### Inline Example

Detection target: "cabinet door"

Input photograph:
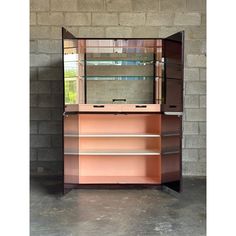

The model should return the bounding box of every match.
[162,31,184,112]
[63,113,79,194]
[161,115,182,192]
[62,28,85,112]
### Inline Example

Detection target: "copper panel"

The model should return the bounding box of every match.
[79,176,160,184]
[121,104,160,112]
[64,155,79,184]
[64,114,79,134]
[78,104,161,112]
[79,155,161,184]
[79,137,161,152]
[78,104,121,112]
[78,114,161,135]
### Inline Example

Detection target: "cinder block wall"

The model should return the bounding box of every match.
[30,0,206,176]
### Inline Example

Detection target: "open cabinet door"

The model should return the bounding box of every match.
[62,28,78,194]
[162,32,184,112]
[161,115,182,192]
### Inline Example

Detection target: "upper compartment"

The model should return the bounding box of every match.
[62,29,184,113]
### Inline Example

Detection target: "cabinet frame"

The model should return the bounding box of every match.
[62,28,184,194]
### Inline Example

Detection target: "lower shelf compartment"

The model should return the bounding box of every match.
[79,176,161,184]
[64,155,161,184]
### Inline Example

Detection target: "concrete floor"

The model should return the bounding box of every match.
[30,177,206,236]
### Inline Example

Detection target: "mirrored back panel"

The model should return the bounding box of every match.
[63,39,163,105]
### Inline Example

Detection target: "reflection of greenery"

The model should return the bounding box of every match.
[64,68,77,104]
[65,80,77,104]
[65,69,77,78]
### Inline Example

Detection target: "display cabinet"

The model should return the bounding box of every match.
[62,28,184,193]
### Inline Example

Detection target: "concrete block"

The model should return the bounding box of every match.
[30,26,50,39]
[106,0,132,12]
[183,161,206,176]
[185,135,206,148]
[30,135,51,148]
[132,27,159,38]
[38,67,61,81]
[187,54,206,67]
[39,121,62,134]
[183,121,199,134]
[30,68,38,80]
[38,94,63,108]
[174,13,201,26]
[200,68,206,80]
[198,148,206,162]
[160,0,186,11]
[30,121,38,134]
[50,54,62,67]
[30,108,51,121]
[38,149,62,161]
[200,95,206,108]
[79,27,105,37]
[106,27,132,38]
[51,81,63,94]
[186,108,206,121]
[30,13,36,25]
[146,13,174,26]
[30,81,51,94]
[132,0,159,12]
[92,13,118,26]
[65,13,91,26]
[31,0,49,11]
[78,0,104,11]
[37,13,64,26]
[202,14,206,25]
[119,13,145,26]
[30,149,37,161]
[199,122,206,134]
[30,161,62,175]
[51,108,63,121]
[184,68,199,81]
[187,0,204,12]
[51,0,77,11]
[30,54,51,67]
[51,135,63,147]
[184,95,199,108]
[186,26,206,39]
[37,40,61,53]
[30,40,37,53]
[50,27,62,39]
[186,81,206,95]
[182,149,198,162]
[30,94,38,107]
[185,40,206,54]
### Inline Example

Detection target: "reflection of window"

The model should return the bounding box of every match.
[64,53,78,104]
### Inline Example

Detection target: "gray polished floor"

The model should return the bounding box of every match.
[30,177,206,236]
